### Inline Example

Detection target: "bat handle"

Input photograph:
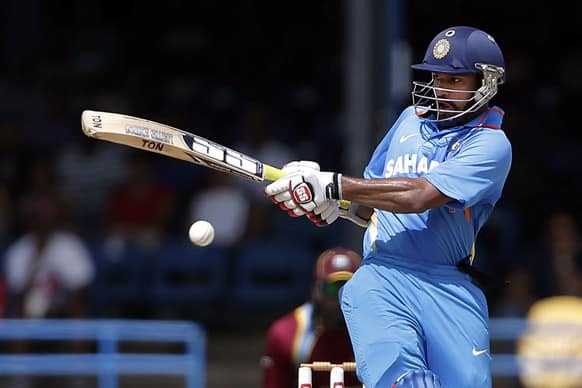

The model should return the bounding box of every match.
[338,199,351,210]
[263,164,287,181]
[263,164,352,210]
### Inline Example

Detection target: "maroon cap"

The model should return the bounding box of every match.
[315,247,361,283]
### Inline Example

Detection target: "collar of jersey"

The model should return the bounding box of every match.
[420,106,504,142]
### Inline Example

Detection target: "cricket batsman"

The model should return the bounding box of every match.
[265,26,512,387]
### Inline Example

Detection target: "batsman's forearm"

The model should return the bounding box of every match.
[340,176,450,213]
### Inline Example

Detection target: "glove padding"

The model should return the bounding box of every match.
[266,169,342,212]
[306,199,339,227]
[265,162,342,226]
[268,161,321,217]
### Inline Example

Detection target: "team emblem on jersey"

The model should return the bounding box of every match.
[433,39,450,59]
[447,135,464,155]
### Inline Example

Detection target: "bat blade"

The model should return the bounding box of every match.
[81,110,270,182]
[81,110,351,209]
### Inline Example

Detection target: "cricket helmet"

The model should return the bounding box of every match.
[312,247,361,330]
[411,26,505,124]
[315,247,361,284]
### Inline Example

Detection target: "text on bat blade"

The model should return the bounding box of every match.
[126,125,150,138]
[91,115,102,128]
[150,129,174,144]
[141,139,164,151]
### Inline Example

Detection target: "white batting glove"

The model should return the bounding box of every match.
[265,162,342,226]
[306,200,339,227]
[266,161,321,217]
[282,160,321,173]
[284,169,342,212]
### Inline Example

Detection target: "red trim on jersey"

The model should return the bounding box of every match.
[473,107,503,130]
[475,110,488,126]
[491,106,504,116]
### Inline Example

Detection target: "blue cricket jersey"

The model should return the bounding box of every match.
[362,106,512,266]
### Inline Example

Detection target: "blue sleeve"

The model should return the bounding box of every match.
[364,106,416,179]
[423,129,512,208]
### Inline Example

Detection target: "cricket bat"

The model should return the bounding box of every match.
[81,110,350,208]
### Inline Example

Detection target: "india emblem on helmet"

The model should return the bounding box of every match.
[432,39,450,59]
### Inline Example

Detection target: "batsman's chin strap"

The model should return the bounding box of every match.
[457,257,510,291]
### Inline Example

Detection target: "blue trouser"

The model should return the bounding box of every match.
[340,256,491,387]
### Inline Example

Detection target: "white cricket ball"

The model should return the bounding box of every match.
[188,220,215,247]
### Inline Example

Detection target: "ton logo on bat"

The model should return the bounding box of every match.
[91,115,102,128]
[141,139,164,151]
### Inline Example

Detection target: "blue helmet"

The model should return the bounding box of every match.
[410,26,505,124]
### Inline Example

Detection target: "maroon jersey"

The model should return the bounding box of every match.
[261,303,359,388]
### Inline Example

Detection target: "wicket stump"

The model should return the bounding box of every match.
[298,362,359,388]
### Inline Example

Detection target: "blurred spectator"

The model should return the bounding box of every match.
[528,211,582,298]
[492,269,536,318]
[15,156,72,233]
[57,135,129,237]
[188,172,250,249]
[2,159,95,388]
[261,247,361,388]
[234,104,297,200]
[104,151,175,252]
[517,296,582,388]
[3,187,94,320]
